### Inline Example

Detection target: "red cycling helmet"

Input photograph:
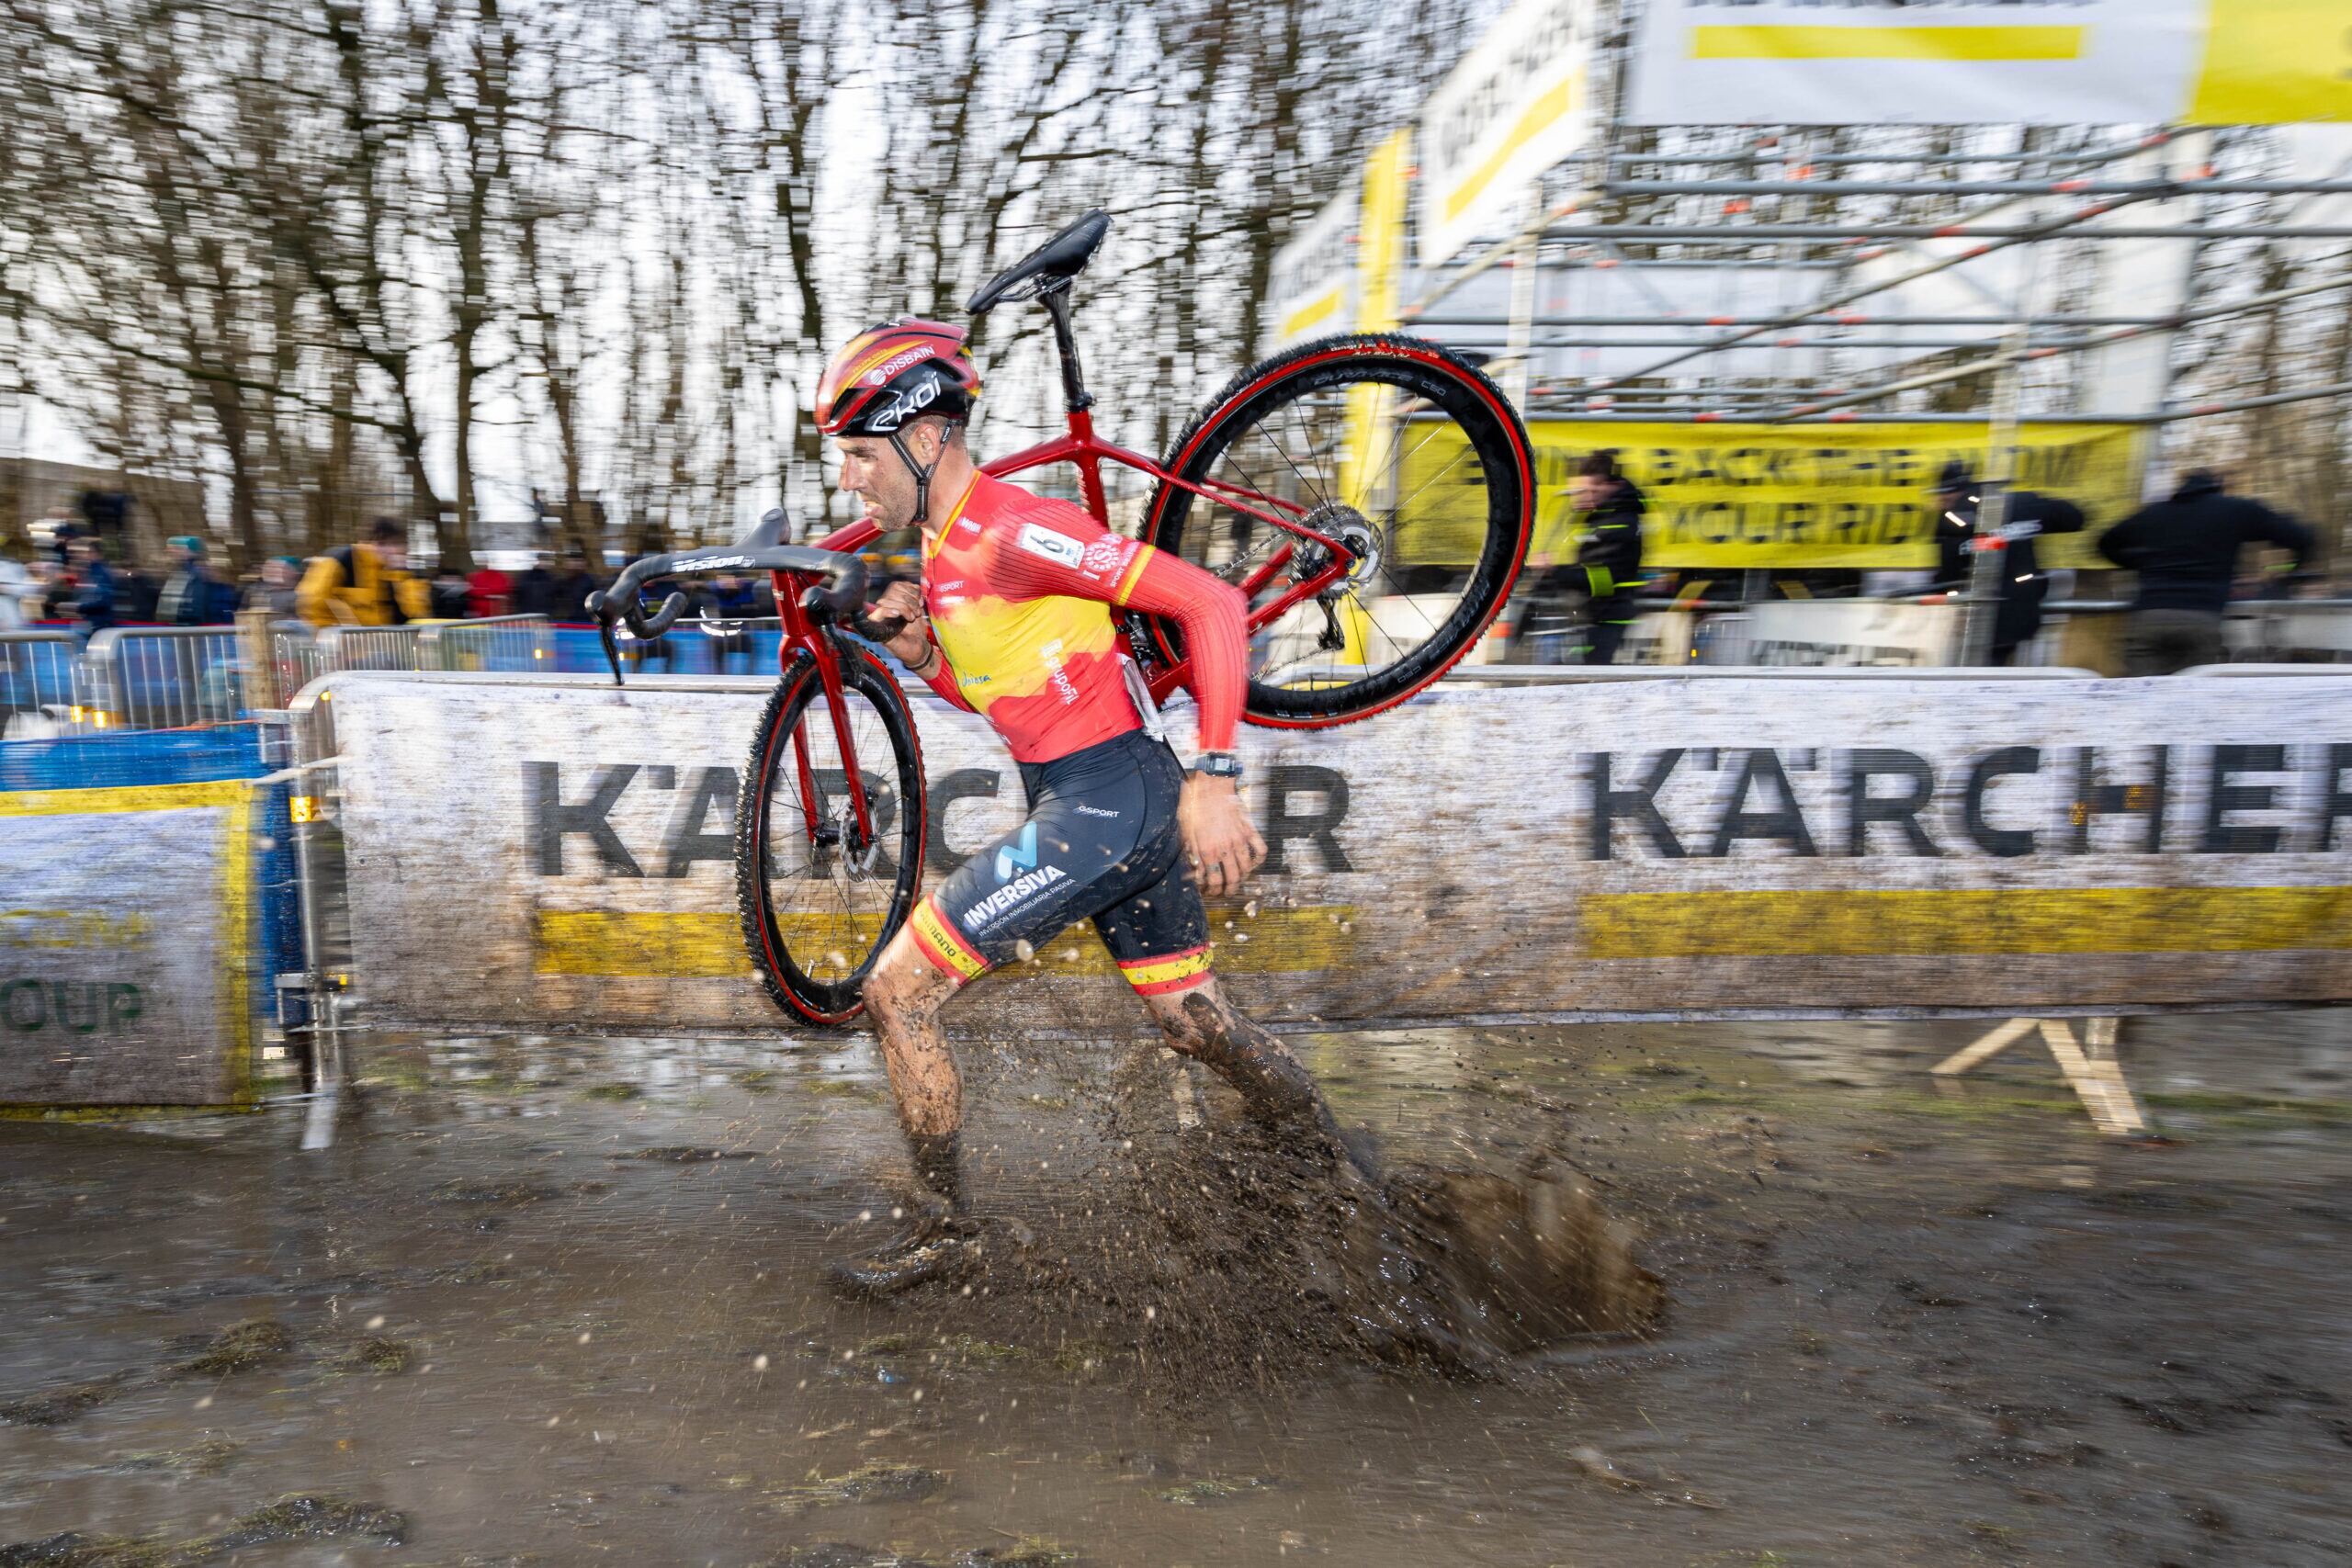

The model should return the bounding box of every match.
[814,319,982,525]
[813,319,982,437]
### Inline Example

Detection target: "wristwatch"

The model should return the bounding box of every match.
[1194,751,1243,780]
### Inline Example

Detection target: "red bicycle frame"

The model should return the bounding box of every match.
[762,558,880,865]
[793,402,1352,708]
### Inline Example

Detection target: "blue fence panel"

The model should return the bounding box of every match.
[0,723,300,1047]
[551,625,795,677]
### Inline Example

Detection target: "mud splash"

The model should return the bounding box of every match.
[5,1017,2349,1566]
[850,1089,1665,1393]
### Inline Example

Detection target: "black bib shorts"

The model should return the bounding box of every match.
[907,730,1213,998]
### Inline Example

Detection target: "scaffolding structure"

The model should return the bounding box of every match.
[1383,28,2352,435]
[1347,23,2352,665]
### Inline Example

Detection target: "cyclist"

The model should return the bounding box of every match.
[812,319,1354,1294]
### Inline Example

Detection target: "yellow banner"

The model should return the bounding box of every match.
[1392,421,2146,571]
[1340,129,1412,514]
[2192,0,2352,124]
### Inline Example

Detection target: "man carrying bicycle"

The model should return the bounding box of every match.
[812,319,1353,1294]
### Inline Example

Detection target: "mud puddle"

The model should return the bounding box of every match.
[3,1015,2350,1564]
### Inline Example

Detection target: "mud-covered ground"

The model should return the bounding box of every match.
[3,1011,2349,1566]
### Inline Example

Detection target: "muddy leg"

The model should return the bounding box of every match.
[1142,978,1343,1156]
[1145,978,1493,1373]
[862,931,967,1212]
[832,933,979,1299]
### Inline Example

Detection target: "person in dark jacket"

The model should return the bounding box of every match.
[156,536,239,626]
[550,553,599,624]
[1929,461,2085,664]
[511,553,558,617]
[1522,449,1648,665]
[1571,451,1646,665]
[2098,469,2316,676]
[64,536,118,638]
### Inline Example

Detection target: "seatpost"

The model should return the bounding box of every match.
[1039,284,1093,414]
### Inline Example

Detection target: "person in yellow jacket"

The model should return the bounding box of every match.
[298,517,432,626]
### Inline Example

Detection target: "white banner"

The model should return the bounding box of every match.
[310,670,2352,1035]
[1417,0,1597,267]
[2225,605,2352,665]
[1626,0,2352,127]
[1733,601,1963,668]
[0,782,254,1104]
[1267,186,1358,351]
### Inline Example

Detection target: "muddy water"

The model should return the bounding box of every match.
[4,1012,2350,1565]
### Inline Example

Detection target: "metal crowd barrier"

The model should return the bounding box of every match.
[0,629,86,736]
[417,614,555,672]
[271,621,322,697]
[10,615,557,735]
[82,625,246,730]
[312,623,426,674]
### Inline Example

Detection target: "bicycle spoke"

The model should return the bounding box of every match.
[1388,442,1476,525]
[1280,396,1340,513]
[762,686,908,985]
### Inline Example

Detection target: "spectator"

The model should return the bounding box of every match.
[155,536,237,626]
[512,552,558,617]
[0,553,31,631]
[468,558,514,618]
[550,552,599,623]
[116,561,161,623]
[34,558,73,621]
[298,517,431,626]
[35,504,77,558]
[1929,461,2085,665]
[244,555,304,619]
[65,536,119,637]
[1569,450,1646,665]
[2098,468,2316,676]
[430,567,471,619]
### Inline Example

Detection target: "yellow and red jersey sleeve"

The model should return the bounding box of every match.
[922,477,1244,761]
[922,476,1245,762]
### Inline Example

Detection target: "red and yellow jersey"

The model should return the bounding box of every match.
[920,473,1247,765]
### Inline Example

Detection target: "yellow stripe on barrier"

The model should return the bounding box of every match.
[220,789,256,1103]
[1690,25,2085,62]
[1584,886,2352,961]
[535,905,1359,978]
[0,780,253,817]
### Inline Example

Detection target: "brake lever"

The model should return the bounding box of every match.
[584,590,626,687]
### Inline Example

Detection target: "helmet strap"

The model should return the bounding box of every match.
[889,418,961,529]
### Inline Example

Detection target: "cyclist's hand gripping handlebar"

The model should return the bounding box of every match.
[585,545,872,687]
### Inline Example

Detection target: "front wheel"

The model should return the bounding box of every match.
[735,644,927,1023]
[1140,333,1534,727]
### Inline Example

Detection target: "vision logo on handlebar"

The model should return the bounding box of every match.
[587,530,872,688]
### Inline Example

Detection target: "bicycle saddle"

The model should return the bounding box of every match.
[966,209,1111,316]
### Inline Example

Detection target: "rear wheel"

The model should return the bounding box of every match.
[735,645,926,1023]
[1140,333,1533,727]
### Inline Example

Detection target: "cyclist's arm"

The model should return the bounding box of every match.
[989,519,1245,753]
[917,647,977,711]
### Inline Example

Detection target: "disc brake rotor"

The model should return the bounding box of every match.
[1295,502,1381,600]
